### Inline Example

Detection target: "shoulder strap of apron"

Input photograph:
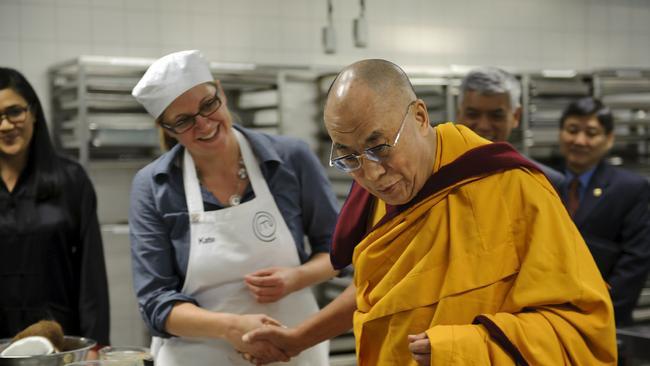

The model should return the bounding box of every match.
[233,129,273,200]
[183,148,204,214]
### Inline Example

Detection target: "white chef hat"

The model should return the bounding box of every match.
[132,50,214,119]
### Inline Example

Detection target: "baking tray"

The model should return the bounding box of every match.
[238,89,279,109]
[58,128,158,148]
[530,79,591,96]
[602,94,650,109]
[62,113,154,130]
[60,94,143,111]
[599,78,650,95]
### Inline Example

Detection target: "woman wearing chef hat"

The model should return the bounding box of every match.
[130,50,337,365]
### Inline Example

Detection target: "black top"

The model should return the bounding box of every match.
[0,155,110,344]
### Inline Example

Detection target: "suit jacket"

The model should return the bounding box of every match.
[533,158,564,188]
[559,161,650,326]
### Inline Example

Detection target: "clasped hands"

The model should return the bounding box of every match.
[237,326,433,365]
[238,266,432,365]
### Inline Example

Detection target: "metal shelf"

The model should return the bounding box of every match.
[48,56,312,166]
[522,72,593,158]
[593,69,650,160]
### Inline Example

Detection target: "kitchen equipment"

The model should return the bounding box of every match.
[65,361,136,366]
[98,346,152,366]
[0,336,96,366]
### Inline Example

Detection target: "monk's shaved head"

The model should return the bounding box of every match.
[323,59,436,206]
[326,59,416,112]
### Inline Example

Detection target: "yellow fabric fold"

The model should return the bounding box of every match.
[352,123,616,365]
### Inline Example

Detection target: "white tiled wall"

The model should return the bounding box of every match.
[1,0,650,118]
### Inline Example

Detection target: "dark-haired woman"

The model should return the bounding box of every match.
[0,67,110,347]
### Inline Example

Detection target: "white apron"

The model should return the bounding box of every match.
[151,130,328,366]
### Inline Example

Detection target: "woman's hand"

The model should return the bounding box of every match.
[244,267,302,303]
[225,314,289,364]
[408,332,431,365]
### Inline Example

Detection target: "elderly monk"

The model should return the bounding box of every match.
[243,59,617,365]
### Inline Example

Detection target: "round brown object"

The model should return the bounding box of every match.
[13,320,65,351]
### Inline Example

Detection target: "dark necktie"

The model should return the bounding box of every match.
[567,178,581,217]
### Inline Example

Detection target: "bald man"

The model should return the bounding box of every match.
[243,59,616,365]
[456,67,564,187]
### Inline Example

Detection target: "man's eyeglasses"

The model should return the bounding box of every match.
[329,100,416,173]
[0,105,30,125]
[160,87,222,134]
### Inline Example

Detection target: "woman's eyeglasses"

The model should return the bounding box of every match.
[160,89,222,134]
[0,105,29,125]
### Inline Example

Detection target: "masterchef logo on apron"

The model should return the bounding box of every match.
[253,211,276,242]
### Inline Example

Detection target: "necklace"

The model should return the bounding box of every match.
[228,158,248,206]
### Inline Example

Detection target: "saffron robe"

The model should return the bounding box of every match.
[347,123,616,365]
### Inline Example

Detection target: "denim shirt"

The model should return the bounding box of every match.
[129,125,339,337]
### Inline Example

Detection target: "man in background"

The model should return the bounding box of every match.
[557,96,650,326]
[456,67,564,187]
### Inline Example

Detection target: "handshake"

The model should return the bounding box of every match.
[230,314,433,365]
[230,314,302,365]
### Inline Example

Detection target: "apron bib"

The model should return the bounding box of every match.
[151,130,328,366]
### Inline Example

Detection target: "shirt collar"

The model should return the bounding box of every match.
[152,124,283,178]
[565,165,598,188]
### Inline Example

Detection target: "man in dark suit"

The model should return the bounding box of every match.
[456,67,564,187]
[558,96,650,326]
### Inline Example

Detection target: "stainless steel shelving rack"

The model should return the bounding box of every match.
[48,56,157,166]
[48,57,161,347]
[593,69,650,169]
[520,71,593,161]
[47,56,310,167]
[411,75,455,125]
[519,68,650,169]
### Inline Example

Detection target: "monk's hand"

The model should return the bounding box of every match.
[244,266,301,303]
[242,324,304,364]
[225,314,289,364]
[408,332,431,366]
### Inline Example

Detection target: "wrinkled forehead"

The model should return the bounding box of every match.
[461,90,512,111]
[325,98,398,148]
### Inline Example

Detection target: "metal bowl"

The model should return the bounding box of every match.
[0,336,96,366]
